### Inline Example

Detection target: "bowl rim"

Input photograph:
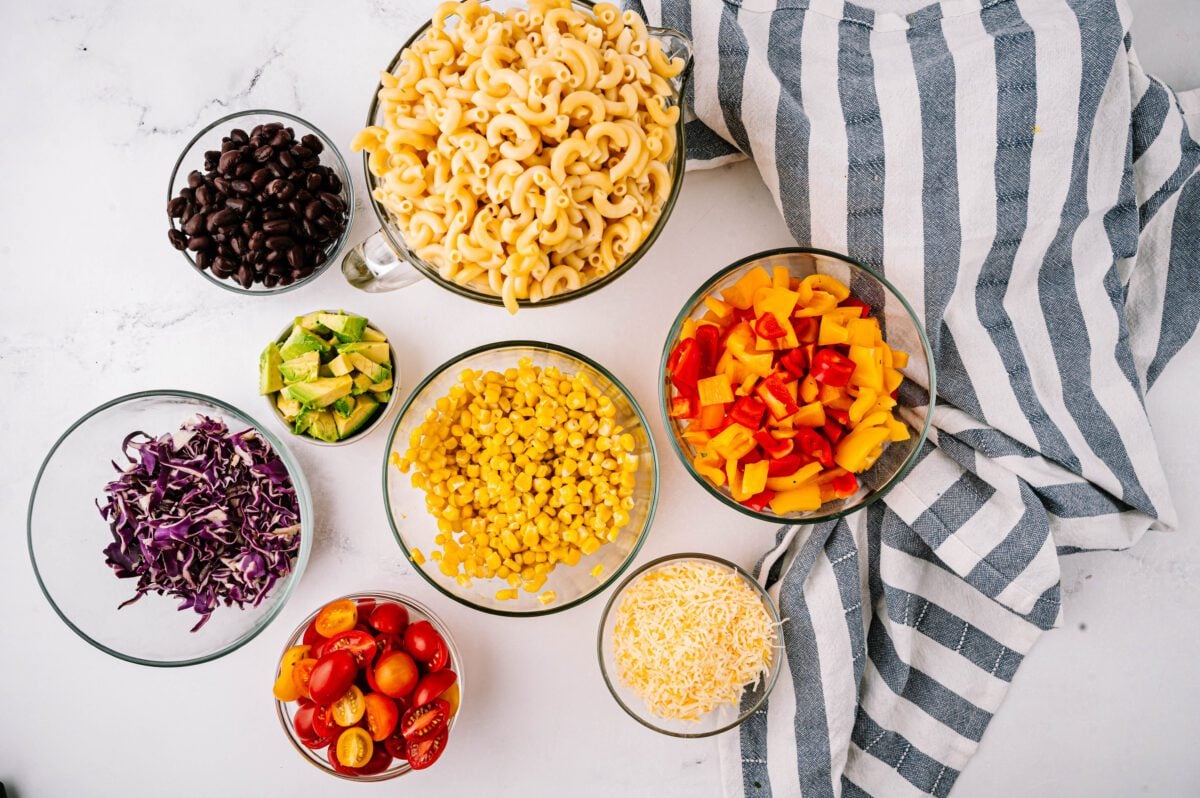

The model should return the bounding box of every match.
[358,0,691,308]
[166,108,355,296]
[595,552,783,738]
[658,245,938,524]
[274,590,463,781]
[264,310,400,447]
[26,388,314,668]
[381,339,659,617]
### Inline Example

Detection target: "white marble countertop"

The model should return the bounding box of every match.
[1,1,1197,796]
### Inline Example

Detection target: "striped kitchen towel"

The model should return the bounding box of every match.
[625,0,1200,795]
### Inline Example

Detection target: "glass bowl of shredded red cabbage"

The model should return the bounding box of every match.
[28,390,313,666]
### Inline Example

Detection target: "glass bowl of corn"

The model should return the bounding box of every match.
[382,341,659,616]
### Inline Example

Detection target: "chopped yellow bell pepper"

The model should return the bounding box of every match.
[737,372,758,396]
[709,423,756,461]
[891,350,909,369]
[697,402,726,429]
[848,388,878,424]
[792,401,825,427]
[681,317,698,340]
[682,429,712,446]
[819,315,850,345]
[798,274,851,303]
[693,453,725,486]
[835,425,891,473]
[722,266,772,309]
[765,462,823,491]
[848,345,884,391]
[704,296,734,320]
[794,290,839,317]
[742,459,770,496]
[884,367,905,393]
[886,417,910,442]
[770,483,822,514]
[697,374,734,406]
[772,266,791,289]
[753,286,801,320]
[800,374,819,403]
[847,318,881,347]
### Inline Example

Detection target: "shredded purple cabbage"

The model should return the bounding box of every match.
[97,414,302,632]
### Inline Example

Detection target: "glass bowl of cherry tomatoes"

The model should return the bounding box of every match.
[272,591,463,780]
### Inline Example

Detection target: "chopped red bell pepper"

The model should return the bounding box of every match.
[694,324,721,372]
[826,407,850,426]
[669,338,702,393]
[831,472,859,497]
[729,396,767,429]
[822,419,845,444]
[755,312,787,340]
[741,448,764,465]
[778,347,808,378]
[669,395,698,419]
[740,489,776,513]
[754,429,795,459]
[796,428,835,468]
[733,306,758,322]
[840,298,870,318]
[810,348,856,387]
[755,374,801,420]
[792,316,819,343]
[766,452,806,477]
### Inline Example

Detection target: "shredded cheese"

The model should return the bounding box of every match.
[611,561,777,721]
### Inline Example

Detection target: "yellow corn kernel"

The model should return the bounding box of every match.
[409,548,426,565]
[495,588,519,601]
[537,590,557,605]
[591,564,605,579]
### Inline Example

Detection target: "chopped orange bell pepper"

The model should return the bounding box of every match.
[765,462,823,491]
[697,374,734,406]
[770,483,822,514]
[834,425,891,472]
[742,459,770,496]
[792,401,826,427]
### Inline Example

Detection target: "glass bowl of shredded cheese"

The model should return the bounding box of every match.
[383,340,659,616]
[597,553,782,737]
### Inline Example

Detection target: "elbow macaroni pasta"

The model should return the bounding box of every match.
[352,0,685,313]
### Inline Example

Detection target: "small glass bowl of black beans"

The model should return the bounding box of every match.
[166,110,354,294]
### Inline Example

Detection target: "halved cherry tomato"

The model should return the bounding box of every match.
[403,621,445,665]
[291,658,319,700]
[300,731,335,751]
[406,728,448,770]
[412,670,457,708]
[373,651,419,699]
[356,746,394,775]
[355,597,377,618]
[327,737,357,775]
[443,682,460,717]
[336,726,374,769]
[364,693,400,741]
[314,599,358,638]
[368,602,410,635]
[384,731,409,761]
[401,699,450,741]
[331,685,366,727]
[318,630,377,666]
[302,619,324,647]
[273,644,311,702]
[426,639,449,672]
[308,650,358,706]
[312,703,338,739]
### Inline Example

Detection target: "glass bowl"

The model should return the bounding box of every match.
[274,591,463,781]
[27,390,313,667]
[597,553,782,737]
[167,109,354,295]
[383,341,659,616]
[264,310,401,447]
[344,0,692,306]
[659,247,936,523]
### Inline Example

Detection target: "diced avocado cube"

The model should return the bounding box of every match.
[296,312,330,335]
[325,353,353,377]
[279,351,320,384]
[318,312,369,343]
[259,343,283,395]
[334,395,380,439]
[361,326,387,343]
[307,410,340,443]
[336,341,390,365]
[348,353,391,383]
[352,373,374,395]
[318,364,334,378]
[367,376,393,393]
[373,391,391,404]
[276,393,302,419]
[333,395,356,418]
[292,409,314,435]
[284,375,354,408]
[279,325,331,361]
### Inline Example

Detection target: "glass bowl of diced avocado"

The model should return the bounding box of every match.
[259,310,399,446]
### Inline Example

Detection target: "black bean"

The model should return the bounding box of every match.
[314,251,328,267]
[208,209,237,230]
[303,200,323,221]
[217,150,240,174]
[230,128,249,144]
[195,185,212,206]
[262,219,291,234]
[187,235,213,251]
[301,134,323,154]
[277,150,296,171]
[186,170,204,189]
[195,250,213,271]
[231,179,253,196]
[318,192,344,213]
[235,265,254,288]
[250,168,271,188]
[183,213,207,236]
[225,197,249,215]
[229,235,245,255]
[262,209,285,222]
[266,236,293,251]
[167,196,188,217]
[253,145,274,163]
[248,231,265,251]
[325,173,342,193]
[212,177,231,195]
[280,272,296,285]
[285,247,304,271]
[168,228,188,250]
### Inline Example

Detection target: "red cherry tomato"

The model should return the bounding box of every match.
[312,703,339,739]
[318,630,377,666]
[300,732,335,751]
[291,658,319,700]
[327,738,356,775]
[372,651,419,699]
[315,599,358,638]
[400,698,450,742]
[355,597,377,618]
[356,745,395,775]
[384,731,409,761]
[302,619,324,647]
[368,602,410,635]
[364,693,400,741]
[426,639,449,672]
[402,621,445,664]
[412,670,457,708]
[406,728,449,770]
[308,650,358,706]
[293,704,318,741]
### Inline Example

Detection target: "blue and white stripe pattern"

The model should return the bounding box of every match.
[626,0,1200,794]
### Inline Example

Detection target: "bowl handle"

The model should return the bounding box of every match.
[341,229,425,293]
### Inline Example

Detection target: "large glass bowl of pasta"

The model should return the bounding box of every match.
[344,0,693,313]
[659,247,936,524]
[383,341,659,615]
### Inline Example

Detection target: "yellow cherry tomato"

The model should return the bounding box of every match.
[331,685,366,727]
[271,644,311,702]
[336,727,373,769]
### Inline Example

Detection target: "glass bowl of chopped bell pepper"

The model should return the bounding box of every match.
[659,247,935,523]
[382,341,659,616]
